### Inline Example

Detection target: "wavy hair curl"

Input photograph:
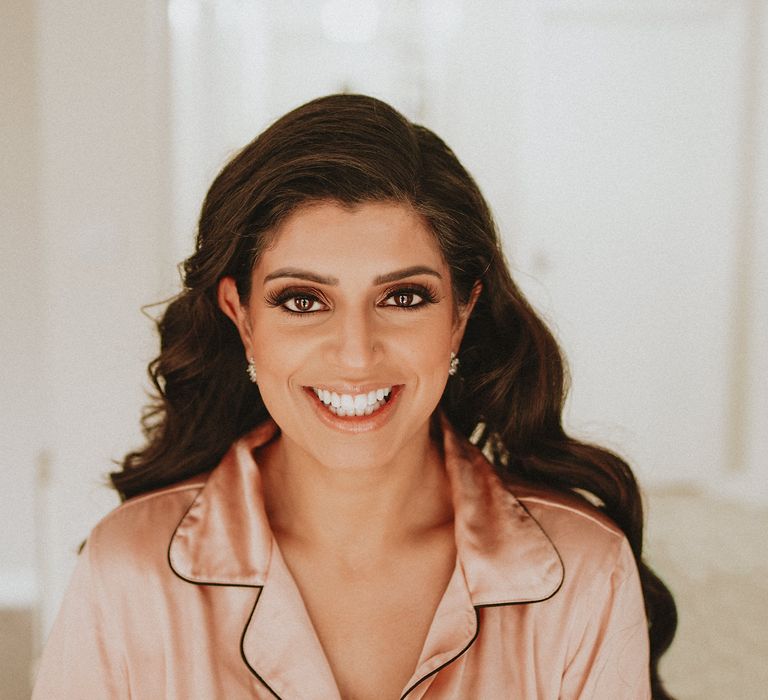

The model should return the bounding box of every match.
[112,94,676,697]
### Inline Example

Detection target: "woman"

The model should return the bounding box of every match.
[34,94,676,699]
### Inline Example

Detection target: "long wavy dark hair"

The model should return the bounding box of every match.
[112,94,676,697]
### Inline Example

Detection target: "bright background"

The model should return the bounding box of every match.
[2,1,766,698]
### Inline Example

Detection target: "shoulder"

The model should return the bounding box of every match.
[84,474,210,577]
[509,481,636,583]
[96,473,210,537]
[511,481,625,541]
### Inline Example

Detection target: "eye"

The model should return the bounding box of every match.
[384,291,422,307]
[285,294,325,313]
[381,285,438,309]
[264,288,328,315]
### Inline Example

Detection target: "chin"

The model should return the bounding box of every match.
[310,438,401,472]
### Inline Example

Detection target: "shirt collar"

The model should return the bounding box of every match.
[168,413,563,606]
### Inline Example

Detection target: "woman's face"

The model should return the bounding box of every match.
[219,200,479,472]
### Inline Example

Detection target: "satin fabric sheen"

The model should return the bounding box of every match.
[33,414,651,698]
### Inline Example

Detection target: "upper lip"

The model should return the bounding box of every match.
[306,383,400,394]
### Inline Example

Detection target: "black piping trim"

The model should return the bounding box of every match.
[239,590,282,699]
[166,496,284,698]
[398,581,567,700]
[400,607,480,699]
[163,462,568,700]
[473,497,567,607]
[512,495,567,601]
[399,498,566,697]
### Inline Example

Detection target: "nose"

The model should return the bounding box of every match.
[327,306,381,373]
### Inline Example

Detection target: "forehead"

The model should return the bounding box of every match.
[256,201,447,279]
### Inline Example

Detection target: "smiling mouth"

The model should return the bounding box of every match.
[309,386,394,417]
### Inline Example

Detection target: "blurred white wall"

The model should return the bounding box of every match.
[1,0,766,697]
[1,0,175,661]
[1,0,40,608]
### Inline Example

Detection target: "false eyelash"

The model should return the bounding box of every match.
[263,282,441,316]
[263,286,325,312]
[381,284,439,310]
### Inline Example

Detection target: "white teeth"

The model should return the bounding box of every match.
[310,385,395,418]
[333,399,385,417]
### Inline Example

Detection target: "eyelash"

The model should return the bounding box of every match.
[264,284,439,316]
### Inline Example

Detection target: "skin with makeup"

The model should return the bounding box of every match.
[33,94,676,700]
[218,201,480,698]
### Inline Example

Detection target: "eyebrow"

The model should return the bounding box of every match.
[263,265,443,286]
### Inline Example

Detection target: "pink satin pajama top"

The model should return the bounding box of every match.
[33,416,651,698]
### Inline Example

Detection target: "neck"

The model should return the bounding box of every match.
[257,421,453,558]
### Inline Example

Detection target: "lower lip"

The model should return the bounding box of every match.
[302,386,403,434]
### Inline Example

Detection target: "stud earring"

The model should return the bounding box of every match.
[246,357,258,383]
[448,351,460,377]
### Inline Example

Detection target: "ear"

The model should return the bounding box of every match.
[217,277,253,355]
[451,280,483,350]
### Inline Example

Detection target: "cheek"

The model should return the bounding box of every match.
[249,319,306,375]
[247,324,307,426]
[395,315,455,380]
